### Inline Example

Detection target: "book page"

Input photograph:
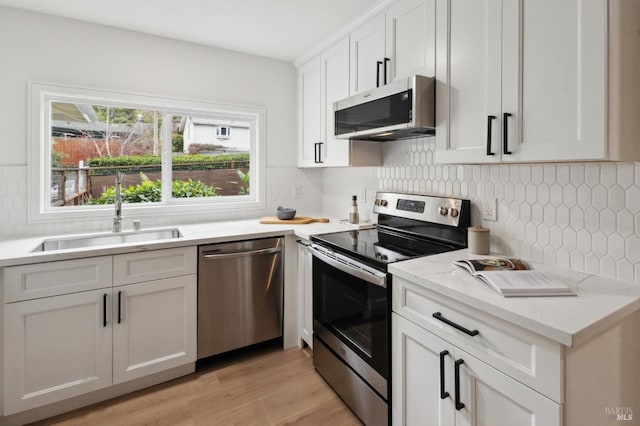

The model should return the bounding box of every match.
[477,270,574,296]
[454,258,531,275]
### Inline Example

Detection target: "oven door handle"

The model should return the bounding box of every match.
[308,245,387,288]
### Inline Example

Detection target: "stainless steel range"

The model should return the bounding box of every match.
[309,192,470,426]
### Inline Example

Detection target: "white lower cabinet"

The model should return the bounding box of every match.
[4,289,112,415]
[113,275,197,384]
[296,240,313,348]
[392,314,560,426]
[2,247,197,416]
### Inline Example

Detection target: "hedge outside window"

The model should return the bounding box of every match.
[29,83,265,223]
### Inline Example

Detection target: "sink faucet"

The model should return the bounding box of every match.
[113,172,122,232]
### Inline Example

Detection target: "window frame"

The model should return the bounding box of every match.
[28,82,266,223]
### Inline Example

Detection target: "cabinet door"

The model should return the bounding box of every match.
[350,13,386,95]
[386,0,434,82]
[298,57,323,167]
[297,242,313,348]
[322,37,351,167]
[112,275,197,384]
[454,348,561,426]
[435,0,502,164]
[501,0,606,162]
[392,314,455,426]
[4,289,112,415]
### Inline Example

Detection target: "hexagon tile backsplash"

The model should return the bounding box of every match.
[322,136,640,284]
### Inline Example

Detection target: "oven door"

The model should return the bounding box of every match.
[309,244,388,397]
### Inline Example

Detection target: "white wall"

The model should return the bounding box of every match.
[322,138,640,285]
[0,6,323,238]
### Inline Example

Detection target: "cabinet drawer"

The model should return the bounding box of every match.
[113,247,196,285]
[3,257,112,303]
[393,277,563,402]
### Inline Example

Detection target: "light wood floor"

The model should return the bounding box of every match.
[31,342,362,426]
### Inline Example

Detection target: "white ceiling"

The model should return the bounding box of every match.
[0,0,383,62]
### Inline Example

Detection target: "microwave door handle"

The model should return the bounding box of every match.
[308,246,387,288]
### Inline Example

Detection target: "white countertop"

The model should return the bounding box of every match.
[0,217,369,267]
[389,249,640,347]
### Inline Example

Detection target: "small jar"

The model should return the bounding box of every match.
[468,226,490,255]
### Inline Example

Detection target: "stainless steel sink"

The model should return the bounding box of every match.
[32,228,183,252]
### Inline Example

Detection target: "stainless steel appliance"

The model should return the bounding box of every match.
[310,192,470,426]
[334,75,435,142]
[197,237,283,359]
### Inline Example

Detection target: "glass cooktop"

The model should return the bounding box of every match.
[312,227,456,269]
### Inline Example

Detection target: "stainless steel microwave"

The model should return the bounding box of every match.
[334,75,435,142]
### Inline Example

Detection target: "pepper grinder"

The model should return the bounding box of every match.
[349,195,359,224]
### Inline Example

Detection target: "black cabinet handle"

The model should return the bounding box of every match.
[117,291,122,324]
[503,112,512,155]
[376,61,383,87]
[432,312,479,337]
[102,294,107,327]
[439,350,450,399]
[486,115,496,155]
[455,359,465,410]
[383,57,390,85]
[314,142,324,164]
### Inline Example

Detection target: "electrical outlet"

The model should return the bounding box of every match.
[482,198,497,221]
[293,185,303,200]
[358,188,366,203]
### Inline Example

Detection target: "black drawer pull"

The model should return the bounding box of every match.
[102,294,108,327]
[383,57,390,85]
[376,61,383,87]
[314,142,324,164]
[117,291,122,324]
[503,112,513,155]
[455,359,465,410]
[439,350,450,399]
[486,115,496,155]
[432,312,479,336]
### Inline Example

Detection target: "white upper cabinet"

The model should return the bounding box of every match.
[502,0,606,162]
[351,0,434,95]
[350,13,387,94]
[435,0,501,164]
[436,0,640,164]
[322,38,352,167]
[297,38,382,168]
[298,57,323,167]
[386,0,434,82]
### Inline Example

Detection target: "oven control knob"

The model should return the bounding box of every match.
[380,200,388,207]
[438,206,449,216]
[449,208,459,217]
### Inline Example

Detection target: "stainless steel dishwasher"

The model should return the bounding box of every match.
[197,237,284,359]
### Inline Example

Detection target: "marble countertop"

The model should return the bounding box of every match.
[389,249,640,347]
[0,217,370,267]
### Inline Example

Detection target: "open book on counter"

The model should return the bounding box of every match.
[453,258,576,297]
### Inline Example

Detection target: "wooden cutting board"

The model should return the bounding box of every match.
[259,216,330,224]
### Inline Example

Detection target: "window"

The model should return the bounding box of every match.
[29,82,265,222]
[215,125,232,139]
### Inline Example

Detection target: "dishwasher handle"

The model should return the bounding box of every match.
[201,246,282,260]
